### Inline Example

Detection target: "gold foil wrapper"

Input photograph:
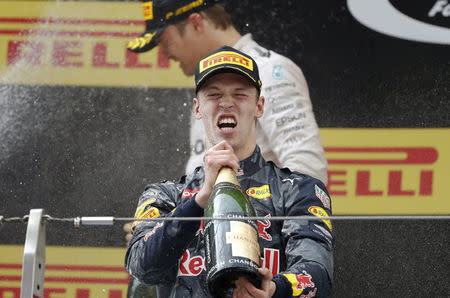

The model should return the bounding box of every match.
[214,167,240,186]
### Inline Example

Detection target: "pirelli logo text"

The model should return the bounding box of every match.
[199,51,253,73]
[0,245,129,297]
[320,129,449,215]
[0,1,193,87]
[326,147,437,198]
[143,1,154,20]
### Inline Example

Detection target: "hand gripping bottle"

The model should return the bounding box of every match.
[204,167,261,297]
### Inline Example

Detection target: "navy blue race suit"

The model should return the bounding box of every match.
[125,146,333,297]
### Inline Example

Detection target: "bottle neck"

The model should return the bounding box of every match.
[214,167,240,186]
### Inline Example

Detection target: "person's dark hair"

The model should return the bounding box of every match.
[175,4,233,35]
[200,4,233,30]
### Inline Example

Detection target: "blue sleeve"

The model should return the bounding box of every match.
[125,193,204,284]
[273,175,333,297]
[142,197,204,272]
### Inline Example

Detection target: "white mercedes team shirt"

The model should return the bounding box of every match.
[185,34,328,184]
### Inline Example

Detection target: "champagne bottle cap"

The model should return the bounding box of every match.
[214,167,240,186]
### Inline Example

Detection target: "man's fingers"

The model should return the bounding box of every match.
[242,280,261,296]
[234,278,254,298]
[203,152,239,171]
[220,140,235,152]
[123,222,132,233]
[211,140,233,151]
[125,232,132,245]
[258,267,273,291]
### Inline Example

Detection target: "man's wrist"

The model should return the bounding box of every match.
[195,188,211,209]
[271,275,292,298]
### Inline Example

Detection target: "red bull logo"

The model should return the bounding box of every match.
[257,215,272,241]
[295,271,315,290]
[178,248,280,277]
[283,271,316,296]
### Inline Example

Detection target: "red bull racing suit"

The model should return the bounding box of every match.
[125,147,333,297]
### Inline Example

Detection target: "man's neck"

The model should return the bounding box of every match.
[235,144,257,162]
[205,26,242,51]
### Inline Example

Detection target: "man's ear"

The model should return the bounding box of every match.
[256,96,265,118]
[187,13,205,32]
[193,97,202,119]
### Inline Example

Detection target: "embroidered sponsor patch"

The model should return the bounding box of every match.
[315,184,331,209]
[177,247,281,277]
[300,288,318,297]
[199,51,253,72]
[308,206,333,231]
[257,215,272,241]
[182,189,200,199]
[283,271,315,296]
[132,206,160,230]
[134,198,157,218]
[246,185,272,199]
[282,177,302,185]
[143,222,163,241]
[313,223,332,239]
[272,65,283,80]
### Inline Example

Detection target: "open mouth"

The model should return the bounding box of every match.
[217,116,237,131]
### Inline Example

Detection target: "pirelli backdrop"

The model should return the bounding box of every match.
[0,0,449,297]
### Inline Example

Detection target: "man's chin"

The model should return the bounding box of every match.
[210,135,235,146]
[180,64,195,77]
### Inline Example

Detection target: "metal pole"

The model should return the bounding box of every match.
[21,209,46,298]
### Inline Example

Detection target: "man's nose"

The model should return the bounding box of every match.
[219,95,234,108]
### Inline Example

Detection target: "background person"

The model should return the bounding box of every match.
[128,0,328,184]
[125,46,333,298]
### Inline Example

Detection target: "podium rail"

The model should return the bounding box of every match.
[1,209,448,298]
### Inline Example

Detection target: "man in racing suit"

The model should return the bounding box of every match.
[127,0,328,184]
[125,46,333,297]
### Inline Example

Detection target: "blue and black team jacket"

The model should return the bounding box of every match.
[125,146,333,297]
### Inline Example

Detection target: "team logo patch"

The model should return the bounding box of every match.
[199,51,253,72]
[178,248,281,277]
[182,189,200,199]
[134,198,157,218]
[257,215,272,241]
[315,184,331,209]
[283,271,315,296]
[308,206,333,231]
[143,222,163,241]
[246,185,272,199]
[132,206,160,230]
[142,2,153,20]
[282,177,302,185]
[272,65,283,80]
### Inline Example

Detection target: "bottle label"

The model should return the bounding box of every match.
[204,218,261,280]
[226,221,260,264]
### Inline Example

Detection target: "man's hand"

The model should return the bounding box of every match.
[232,268,276,298]
[195,141,239,208]
[123,222,133,246]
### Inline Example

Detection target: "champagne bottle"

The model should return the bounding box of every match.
[204,167,261,297]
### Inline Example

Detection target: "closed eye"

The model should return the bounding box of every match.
[235,93,249,99]
[207,93,221,99]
